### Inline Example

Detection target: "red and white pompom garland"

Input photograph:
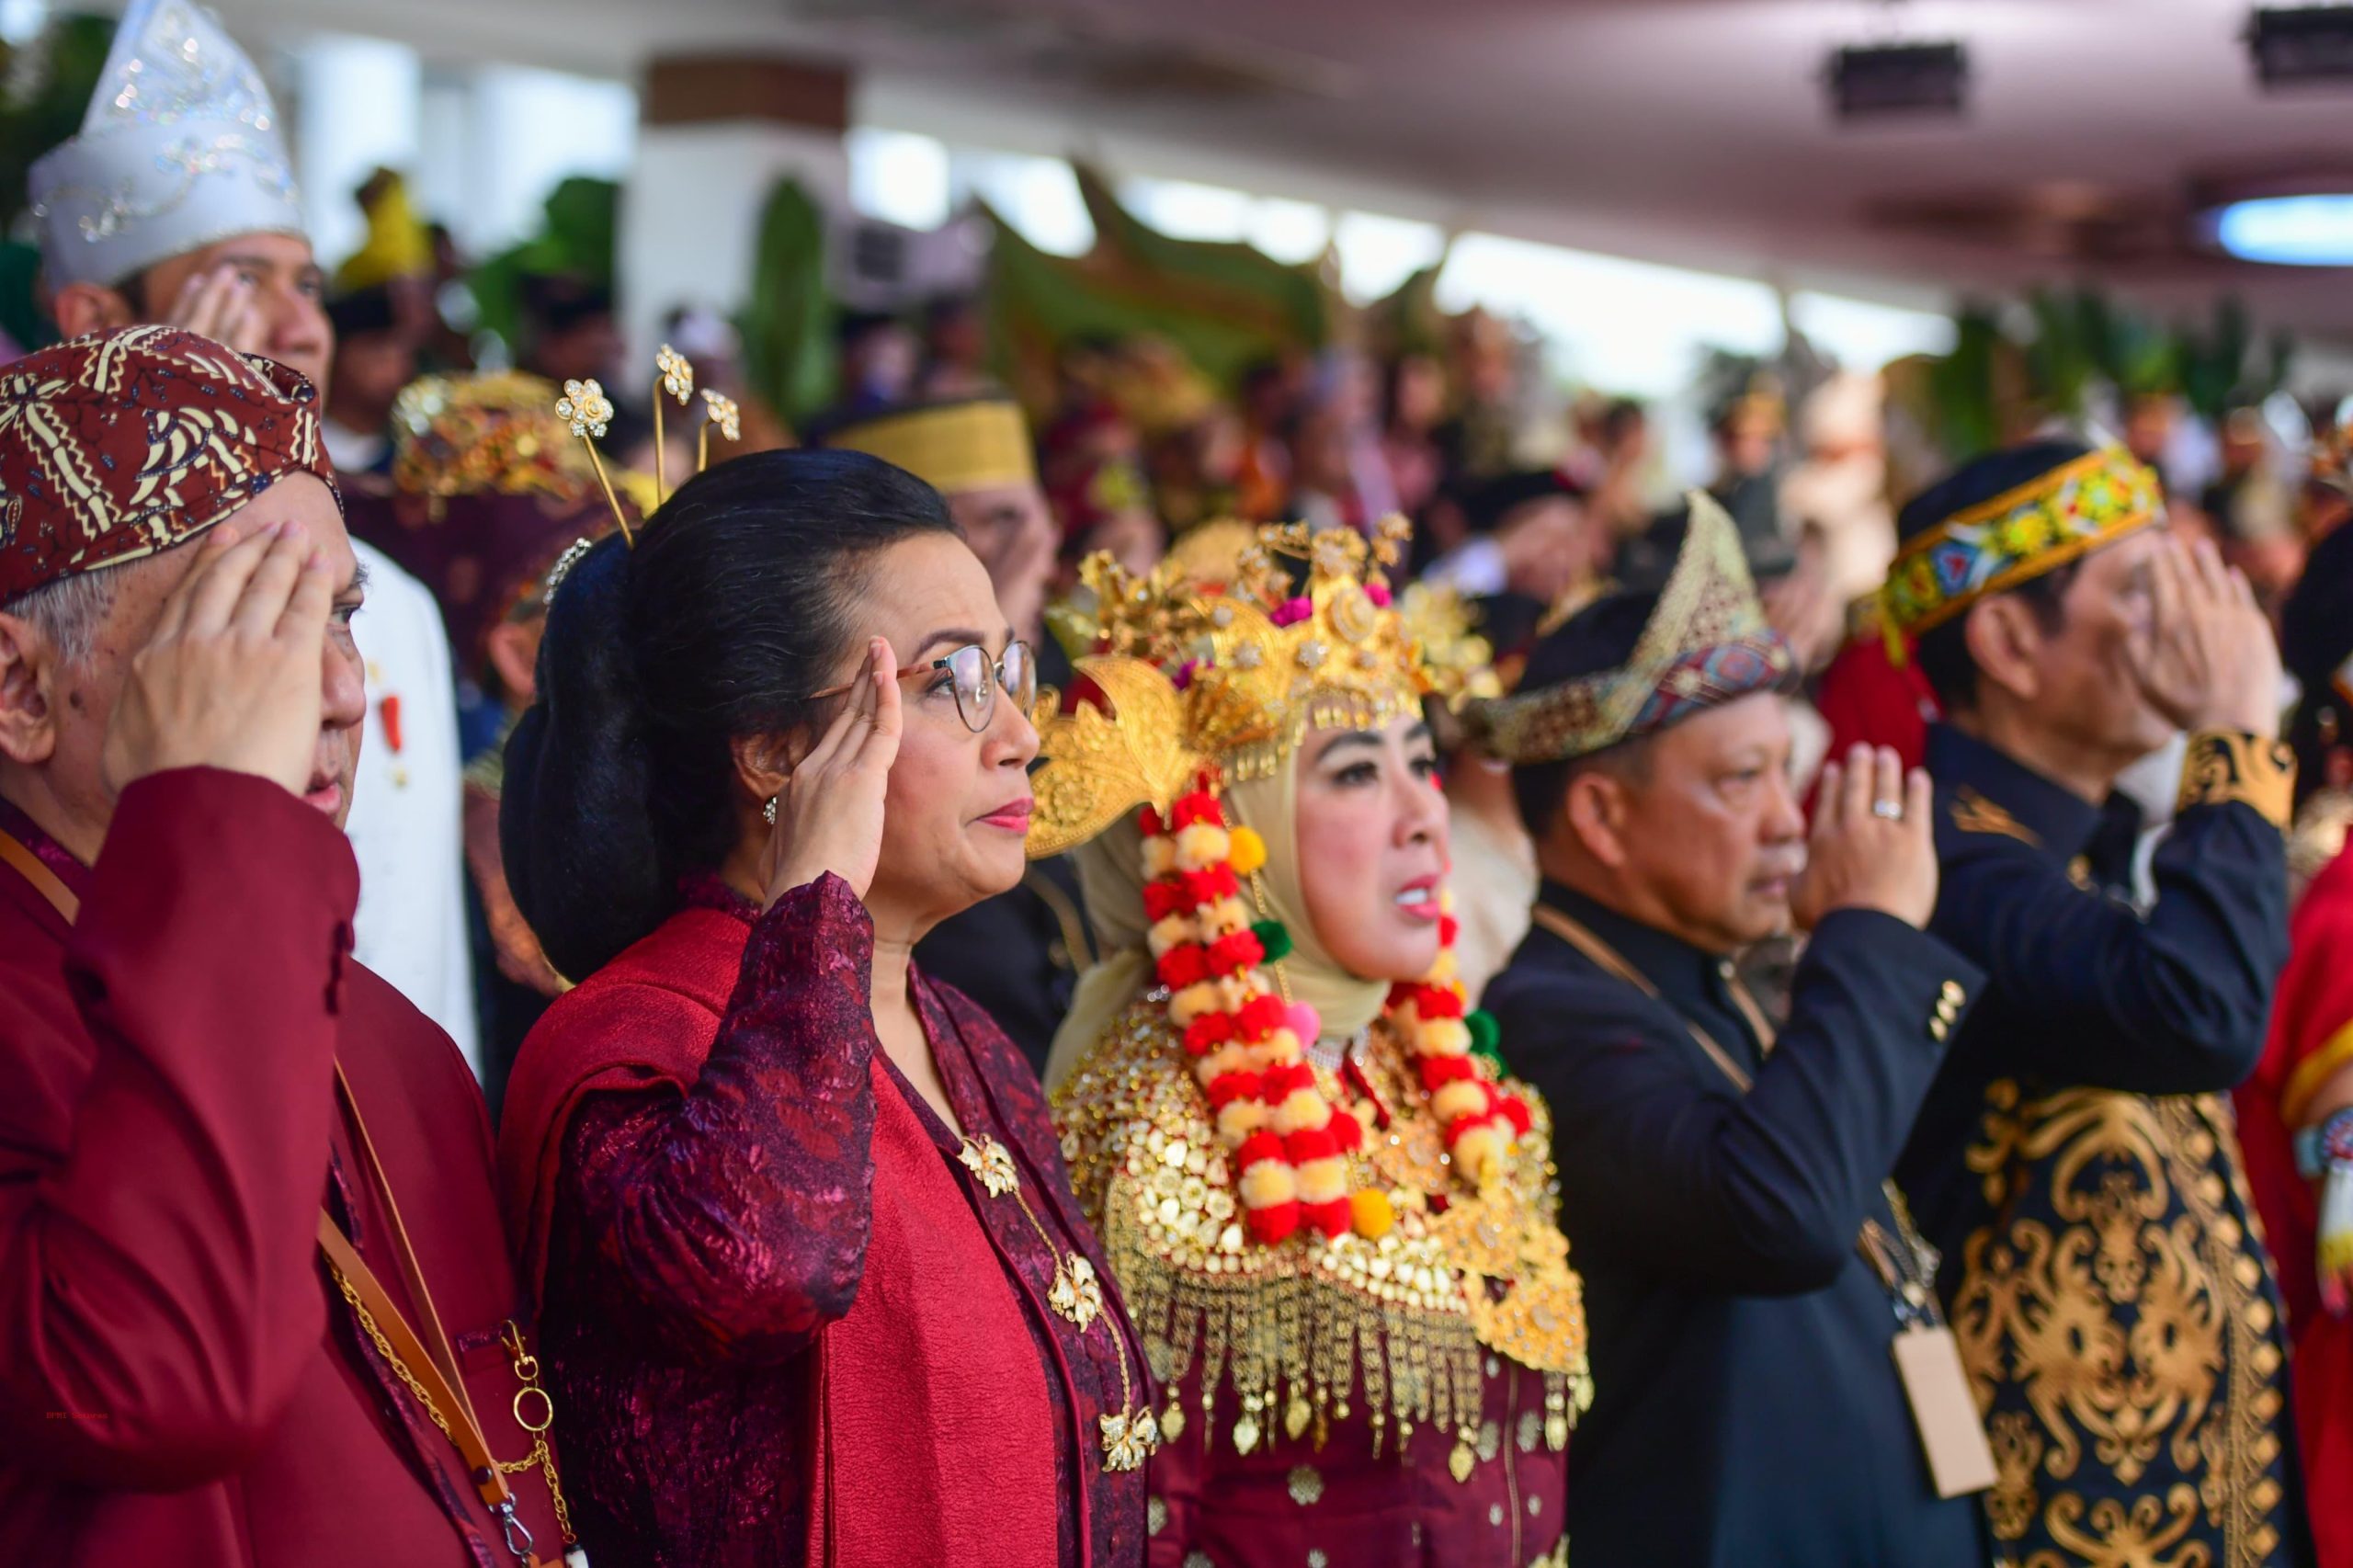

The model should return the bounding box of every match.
[1142,781,1363,1245]
[1386,893,1532,1191]
[1142,786,1529,1247]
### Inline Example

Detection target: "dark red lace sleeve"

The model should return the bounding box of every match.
[560,874,879,1365]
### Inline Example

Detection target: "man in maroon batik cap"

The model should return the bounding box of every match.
[0,326,570,1567]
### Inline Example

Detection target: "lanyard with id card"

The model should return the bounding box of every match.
[1530,903,1998,1500]
[1859,1210,1997,1498]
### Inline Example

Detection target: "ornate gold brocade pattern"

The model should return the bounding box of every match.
[1954,1080,2289,1568]
[2177,732,2297,833]
[1053,999,1593,1460]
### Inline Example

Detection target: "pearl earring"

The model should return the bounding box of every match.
[763,795,779,825]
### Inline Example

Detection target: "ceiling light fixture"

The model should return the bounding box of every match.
[2210,193,2353,265]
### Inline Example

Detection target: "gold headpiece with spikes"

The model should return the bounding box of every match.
[1397,582,1502,709]
[1027,515,1438,858]
[551,343,737,549]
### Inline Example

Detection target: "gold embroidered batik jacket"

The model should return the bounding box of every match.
[1904,725,2302,1568]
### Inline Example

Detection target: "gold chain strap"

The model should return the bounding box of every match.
[328,1265,579,1553]
[497,1320,577,1549]
[331,1266,459,1445]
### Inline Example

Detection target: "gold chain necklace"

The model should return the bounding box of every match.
[957,1134,1162,1471]
[326,1275,583,1563]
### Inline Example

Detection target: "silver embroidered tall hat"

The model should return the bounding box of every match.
[28,0,304,289]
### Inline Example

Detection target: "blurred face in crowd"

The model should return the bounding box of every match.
[845,323,919,403]
[0,476,366,860]
[328,327,417,432]
[1072,508,1165,578]
[927,301,985,369]
[1293,407,1353,495]
[1293,715,1449,983]
[1497,494,1599,605]
[1186,409,1245,488]
[1390,354,1447,434]
[948,482,1057,635]
[2125,396,2176,467]
[1548,692,1806,953]
[1964,527,2174,770]
[1717,407,1779,482]
[1601,404,1648,465]
[50,233,331,392]
[530,312,623,389]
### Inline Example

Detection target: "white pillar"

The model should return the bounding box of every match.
[620,55,851,366]
[293,35,422,273]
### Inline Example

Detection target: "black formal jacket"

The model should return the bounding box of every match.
[1895,722,2308,1568]
[1485,881,1988,1568]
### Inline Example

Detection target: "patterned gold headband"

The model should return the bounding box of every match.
[1879,447,2161,653]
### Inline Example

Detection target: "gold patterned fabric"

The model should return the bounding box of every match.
[819,396,1037,494]
[387,372,603,512]
[2177,732,2298,833]
[1881,448,2162,645]
[1955,1081,2293,1568]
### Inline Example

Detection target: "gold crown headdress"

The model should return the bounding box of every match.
[1027,516,1435,858]
[391,371,598,516]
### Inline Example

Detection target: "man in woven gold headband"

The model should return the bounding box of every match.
[819,393,1078,1074]
[1880,438,2305,1567]
[820,393,1059,648]
[1472,494,1993,1563]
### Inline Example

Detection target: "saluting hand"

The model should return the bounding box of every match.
[1792,744,1938,931]
[100,520,335,800]
[2130,534,2283,740]
[164,266,267,358]
[759,637,902,905]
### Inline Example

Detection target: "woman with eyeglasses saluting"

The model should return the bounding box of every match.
[494,448,1152,1568]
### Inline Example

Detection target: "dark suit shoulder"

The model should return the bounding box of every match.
[1484,939,1700,1064]
[1933,779,2049,863]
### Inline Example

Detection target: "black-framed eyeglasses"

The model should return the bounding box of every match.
[813,639,1035,733]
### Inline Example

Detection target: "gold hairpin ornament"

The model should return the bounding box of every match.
[553,378,631,547]
[699,389,740,475]
[653,344,692,504]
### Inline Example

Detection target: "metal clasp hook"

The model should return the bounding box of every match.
[496,1498,536,1563]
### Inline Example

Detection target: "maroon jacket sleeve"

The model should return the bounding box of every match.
[0,768,357,1488]
[555,874,880,1365]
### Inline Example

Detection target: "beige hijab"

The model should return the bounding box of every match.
[1044,748,1391,1091]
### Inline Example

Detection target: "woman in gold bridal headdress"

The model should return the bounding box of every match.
[1034,517,1592,1567]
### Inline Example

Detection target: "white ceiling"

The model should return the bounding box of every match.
[217,0,2353,337]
